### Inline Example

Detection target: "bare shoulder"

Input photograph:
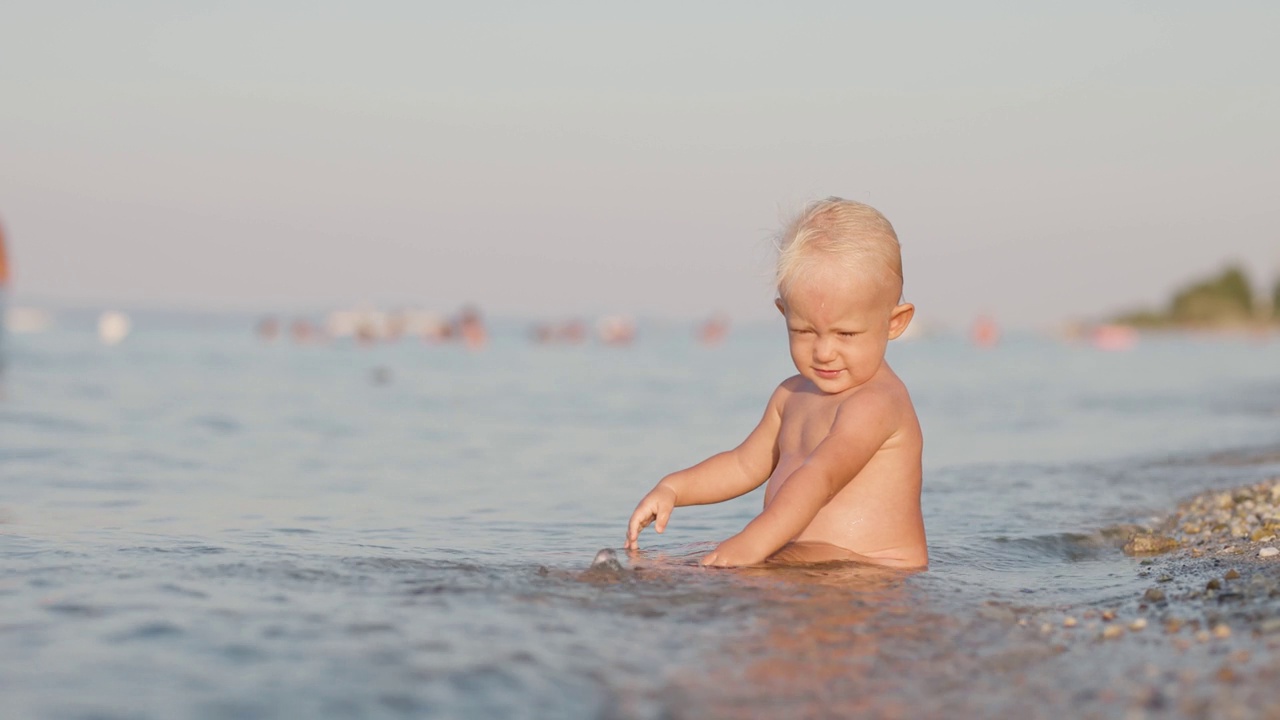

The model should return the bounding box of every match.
[769,375,805,409]
[833,365,917,432]
[777,374,808,394]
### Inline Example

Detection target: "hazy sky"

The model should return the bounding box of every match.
[2,2,1277,326]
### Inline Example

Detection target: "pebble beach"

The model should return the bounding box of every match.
[1010,476,1280,719]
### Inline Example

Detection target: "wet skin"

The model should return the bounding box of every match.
[627,261,926,569]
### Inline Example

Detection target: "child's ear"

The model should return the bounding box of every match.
[887,303,915,340]
[774,298,786,315]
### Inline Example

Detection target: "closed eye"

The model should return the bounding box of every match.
[838,331,860,337]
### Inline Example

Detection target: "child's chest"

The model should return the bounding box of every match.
[776,393,844,455]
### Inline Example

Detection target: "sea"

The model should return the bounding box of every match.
[2,314,1279,719]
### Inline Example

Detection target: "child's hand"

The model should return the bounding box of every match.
[700,534,769,568]
[625,484,677,550]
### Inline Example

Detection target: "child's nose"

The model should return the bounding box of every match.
[813,336,837,362]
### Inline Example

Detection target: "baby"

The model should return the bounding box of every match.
[625,198,926,569]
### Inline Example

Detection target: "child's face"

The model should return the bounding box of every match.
[776,263,914,395]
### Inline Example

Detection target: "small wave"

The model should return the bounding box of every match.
[982,531,1122,564]
[49,477,153,493]
[0,448,64,462]
[0,411,97,434]
[43,602,107,617]
[188,414,243,434]
[107,621,185,643]
[119,545,226,555]
[156,583,209,599]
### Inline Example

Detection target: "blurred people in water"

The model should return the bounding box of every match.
[97,311,131,346]
[1089,324,1138,351]
[969,315,1000,348]
[256,316,280,342]
[291,318,322,345]
[426,319,455,343]
[531,322,555,344]
[530,319,588,345]
[353,317,379,346]
[383,311,408,343]
[697,314,730,346]
[598,315,635,346]
[456,305,487,350]
[558,319,586,344]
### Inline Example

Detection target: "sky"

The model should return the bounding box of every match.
[1,2,1277,327]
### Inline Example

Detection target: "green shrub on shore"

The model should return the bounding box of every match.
[1114,265,1277,329]
[1169,266,1256,324]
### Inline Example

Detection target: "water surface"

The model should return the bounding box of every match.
[2,320,1279,718]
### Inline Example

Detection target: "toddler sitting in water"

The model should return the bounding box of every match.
[625,198,927,569]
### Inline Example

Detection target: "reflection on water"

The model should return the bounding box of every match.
[1,323,1279,717]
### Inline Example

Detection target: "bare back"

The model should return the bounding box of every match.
[763,365,926,568]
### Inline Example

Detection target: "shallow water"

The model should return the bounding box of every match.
[2,319,1279,718]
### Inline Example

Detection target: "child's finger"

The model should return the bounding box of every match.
[627,509,653,545]
[655,507,671,533]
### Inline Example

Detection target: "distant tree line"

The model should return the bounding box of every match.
[1115,265,1280,328]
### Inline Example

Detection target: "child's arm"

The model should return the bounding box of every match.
[624,383,788,550]
[700,388,899,567]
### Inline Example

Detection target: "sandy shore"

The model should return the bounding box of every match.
[1013,477,1280,719]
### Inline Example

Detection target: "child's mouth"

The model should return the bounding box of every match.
[813,368,843,379]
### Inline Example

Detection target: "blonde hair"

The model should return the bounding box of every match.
[775,197,903,300]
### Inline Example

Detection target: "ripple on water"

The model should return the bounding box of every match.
[156,583,210,599]
[985,531,1120,564]
[106,621,185,643]
[188,414,244,434]
[44,602,109,618]
[0,411,97,434]
[49,477,154,492]
[0,447,65,462]
[119,545,227,555]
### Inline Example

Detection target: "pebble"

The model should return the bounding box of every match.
[1062,616,1078,628]
[1124,533,1180,555]
[1205,578,1221,590]
[1100,609,1116,622]
[1168,482,1280,550]
[1101,625,1124,640]
[1224,569,1240,580]
[1195,630,1211,643]
[1143,588,1166,603]
[1259,546,1279,558]
[1129,618,1147,631]
[587,548,626,573]
[1212,624,1231,639]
